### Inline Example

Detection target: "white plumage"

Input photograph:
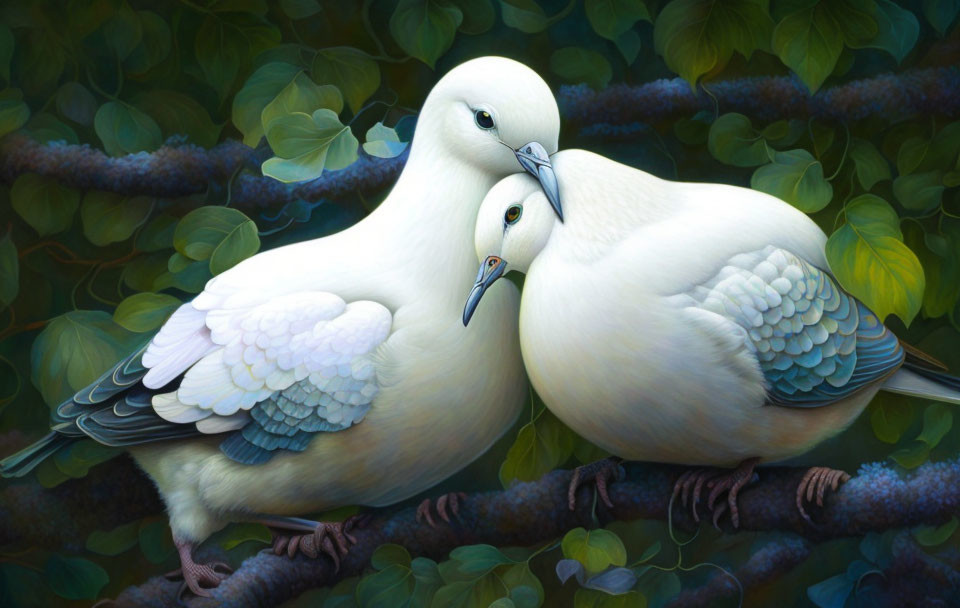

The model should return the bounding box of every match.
[468,148,960,519]
[2,56,561,594]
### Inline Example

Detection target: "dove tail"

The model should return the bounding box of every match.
[0,432,74,477]
[882,368,960,405]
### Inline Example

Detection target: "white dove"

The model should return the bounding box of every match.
[1,56,561,596]
[464,148,960,528]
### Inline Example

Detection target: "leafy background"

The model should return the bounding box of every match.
[0,0,959,606]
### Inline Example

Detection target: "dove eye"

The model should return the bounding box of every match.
[504,204,522,225]
[474,109,495,130]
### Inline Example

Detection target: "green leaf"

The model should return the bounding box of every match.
[389,0,463,68]
[850,0,918,63]
[195,16,246,101]
[137,214,178,252]
[574,589,646,608]
[585,0,650,40]
[894,171,945,213]
[219,522,272,550]
[869,393,914,444]
[561,528,627,574]
[28,112,79,144]
[43,555,109,600]
[913,516,958,547]
[363,122,409,158]
[154,256,213,294]
[849,138,891,190]
[233,62,303,147]
[56,82,98,126]
[448,0,496,34]
[113,293,181,332]
[750,149,833,212]
[11,173,81,237]
[449,545,515,576]
[102,1,143,60]
[922,0,960,35]
[94,101,163,157]
[281,0,323,18]
[654,0,773,89]
[549,47,613,90]
[499,409,575,486]
[31,311,139,406]
[357,563,415,607]
[0,88,29,138]
[890,441,930,469]
[122,253,170,292]
[826,194,925,324]
[917,402,953,448]
[52,439,119,480]
[431,573,506,607]
[262,108,360,183]
[124,10,173,74]
[0,25,12,83]
[372,544,413,570]
[261,72,344,131]
[86,521,141,556]
[311,47,381,114]
[897,136,931,175]
[139,518,175,564]
[614,30,643,64]
[500,0,550,33]
[174,206,260,274]
[772,3,843,93]
[133,90,222,148]
[708,113,769,167]
[908,220,960,318]
[0,230,18,307]
[807,572,853,608]
[80,192,153,246]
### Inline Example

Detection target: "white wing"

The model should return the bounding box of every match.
[140,289,392,463]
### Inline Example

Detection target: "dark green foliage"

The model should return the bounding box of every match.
[0,0,958,605]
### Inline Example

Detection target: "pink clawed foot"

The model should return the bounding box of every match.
[271,515,370,571]
[796,466,850,524]
[671,458,760,528]
[416,492,468,527]
[165,539,233,599]
[568,457,624,511]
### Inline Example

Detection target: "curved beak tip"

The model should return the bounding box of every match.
[515,142,562,222]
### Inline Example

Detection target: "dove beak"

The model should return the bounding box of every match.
[514,142,562,222]
[463,256,507,326]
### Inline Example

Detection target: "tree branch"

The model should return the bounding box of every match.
[0,135,408,208]
[94,459,960,608]
[558,67,960,135]
[2,68,958,210]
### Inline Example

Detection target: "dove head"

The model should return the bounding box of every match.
[463,173,557,325]
[415,56,563,219]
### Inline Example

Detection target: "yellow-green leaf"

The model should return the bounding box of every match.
[826,194,924,324]
[113,292,181,333]
[561,527,627,574]
[750,149,833,212]
[80,192,153,246]
[311,47,381,114]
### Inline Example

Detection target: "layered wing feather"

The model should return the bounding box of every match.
[147,292,392,464]
[685,246,903,407]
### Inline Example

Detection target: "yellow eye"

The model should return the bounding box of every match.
[504,204,522,225]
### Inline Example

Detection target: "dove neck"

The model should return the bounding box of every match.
[365,146,495,272]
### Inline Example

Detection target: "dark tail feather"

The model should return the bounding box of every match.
[0,432,73,477]
[905,364,960,392]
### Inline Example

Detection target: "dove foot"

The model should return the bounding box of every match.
[165,539,232,599]
[796,466,850,525]
[568,457,624,511]
[672,457,760,528]
[271,518,362,571]
[417,492,468,527]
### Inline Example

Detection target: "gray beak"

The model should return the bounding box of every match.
[514,142,562,222]
[463,256,507,326]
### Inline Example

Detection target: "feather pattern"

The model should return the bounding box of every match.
[689,246,903,407]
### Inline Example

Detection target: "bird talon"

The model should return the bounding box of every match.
[796,466,850,525]
[672,459,758,528]
[567,457,622,511]
[417,492,468,527]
